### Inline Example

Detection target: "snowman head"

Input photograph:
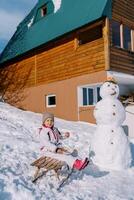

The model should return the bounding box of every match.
[100,77,119,99]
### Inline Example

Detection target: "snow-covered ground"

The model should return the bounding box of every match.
[0,102,134,200]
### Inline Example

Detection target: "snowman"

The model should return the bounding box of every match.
[91,77,132,170]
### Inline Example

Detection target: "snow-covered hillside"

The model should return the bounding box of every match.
[0,103,134,200]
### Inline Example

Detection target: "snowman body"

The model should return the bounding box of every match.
[92,81,132,170]
[94,98,126,126]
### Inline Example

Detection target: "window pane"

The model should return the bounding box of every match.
[83,88,87,105]
[88,88,93,105]
[112,21,120,47]
[41,6,47,17]
[97,87,101,101]
[48,96,56,105]
[123,26,131,50]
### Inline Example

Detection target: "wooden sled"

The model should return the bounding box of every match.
[31,156,69,183]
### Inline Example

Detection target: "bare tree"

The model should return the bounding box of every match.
[0,63,32,107]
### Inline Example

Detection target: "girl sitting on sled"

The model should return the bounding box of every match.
[39,112,89,171]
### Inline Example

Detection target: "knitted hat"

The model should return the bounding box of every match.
[42,112,54,123]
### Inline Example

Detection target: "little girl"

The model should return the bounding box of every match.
[39,112,89,170]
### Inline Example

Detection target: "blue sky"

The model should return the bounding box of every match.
[0,0,37,53]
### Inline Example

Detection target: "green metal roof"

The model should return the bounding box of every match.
[0,0,112,64]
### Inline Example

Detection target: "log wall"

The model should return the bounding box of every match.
[35,36,105,85]
[1,24,105,89]
[110,0,134,75]
[112,0,134,22]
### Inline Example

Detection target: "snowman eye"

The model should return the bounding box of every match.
[115,85,117,88]
[107,84,110,87]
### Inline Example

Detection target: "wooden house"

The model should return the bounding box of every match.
[0,0,134,124]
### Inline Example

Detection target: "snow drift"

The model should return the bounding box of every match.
[0,103,134,200]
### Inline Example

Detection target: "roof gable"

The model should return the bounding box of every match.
[0,0,112,64]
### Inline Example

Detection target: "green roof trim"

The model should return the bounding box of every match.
[0,0,112,64]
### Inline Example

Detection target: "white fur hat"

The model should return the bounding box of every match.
[42,112,54,123]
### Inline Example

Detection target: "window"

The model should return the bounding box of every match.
[111,20,133,51]
[41,5,47,17]
[79,86,101,106]
[83,88,93,105]
[123,25,131,50]
[78,25,102,45]
[34,2,54,22]
[97,87,101,102]
[46,94,56,107]
[111,21,121,47]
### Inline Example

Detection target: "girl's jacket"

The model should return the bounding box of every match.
[39,125,66,153]
[38,126,77,168]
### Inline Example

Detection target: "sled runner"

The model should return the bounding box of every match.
[31,156,70,183]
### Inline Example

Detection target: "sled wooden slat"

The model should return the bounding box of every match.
[31,156,65,170]
[31,156,46,166]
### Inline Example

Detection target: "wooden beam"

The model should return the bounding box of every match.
[77,19,104,34]
[103,17,110,70]
[34,55,37,86]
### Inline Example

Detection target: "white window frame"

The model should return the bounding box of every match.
[131,30,134,51]
[46,94,56,108]
[120,24,124,49]
[77,84,101,107]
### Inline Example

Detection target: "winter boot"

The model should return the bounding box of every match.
[73,157,89,170]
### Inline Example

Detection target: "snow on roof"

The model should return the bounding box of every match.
[52,0,62,13]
